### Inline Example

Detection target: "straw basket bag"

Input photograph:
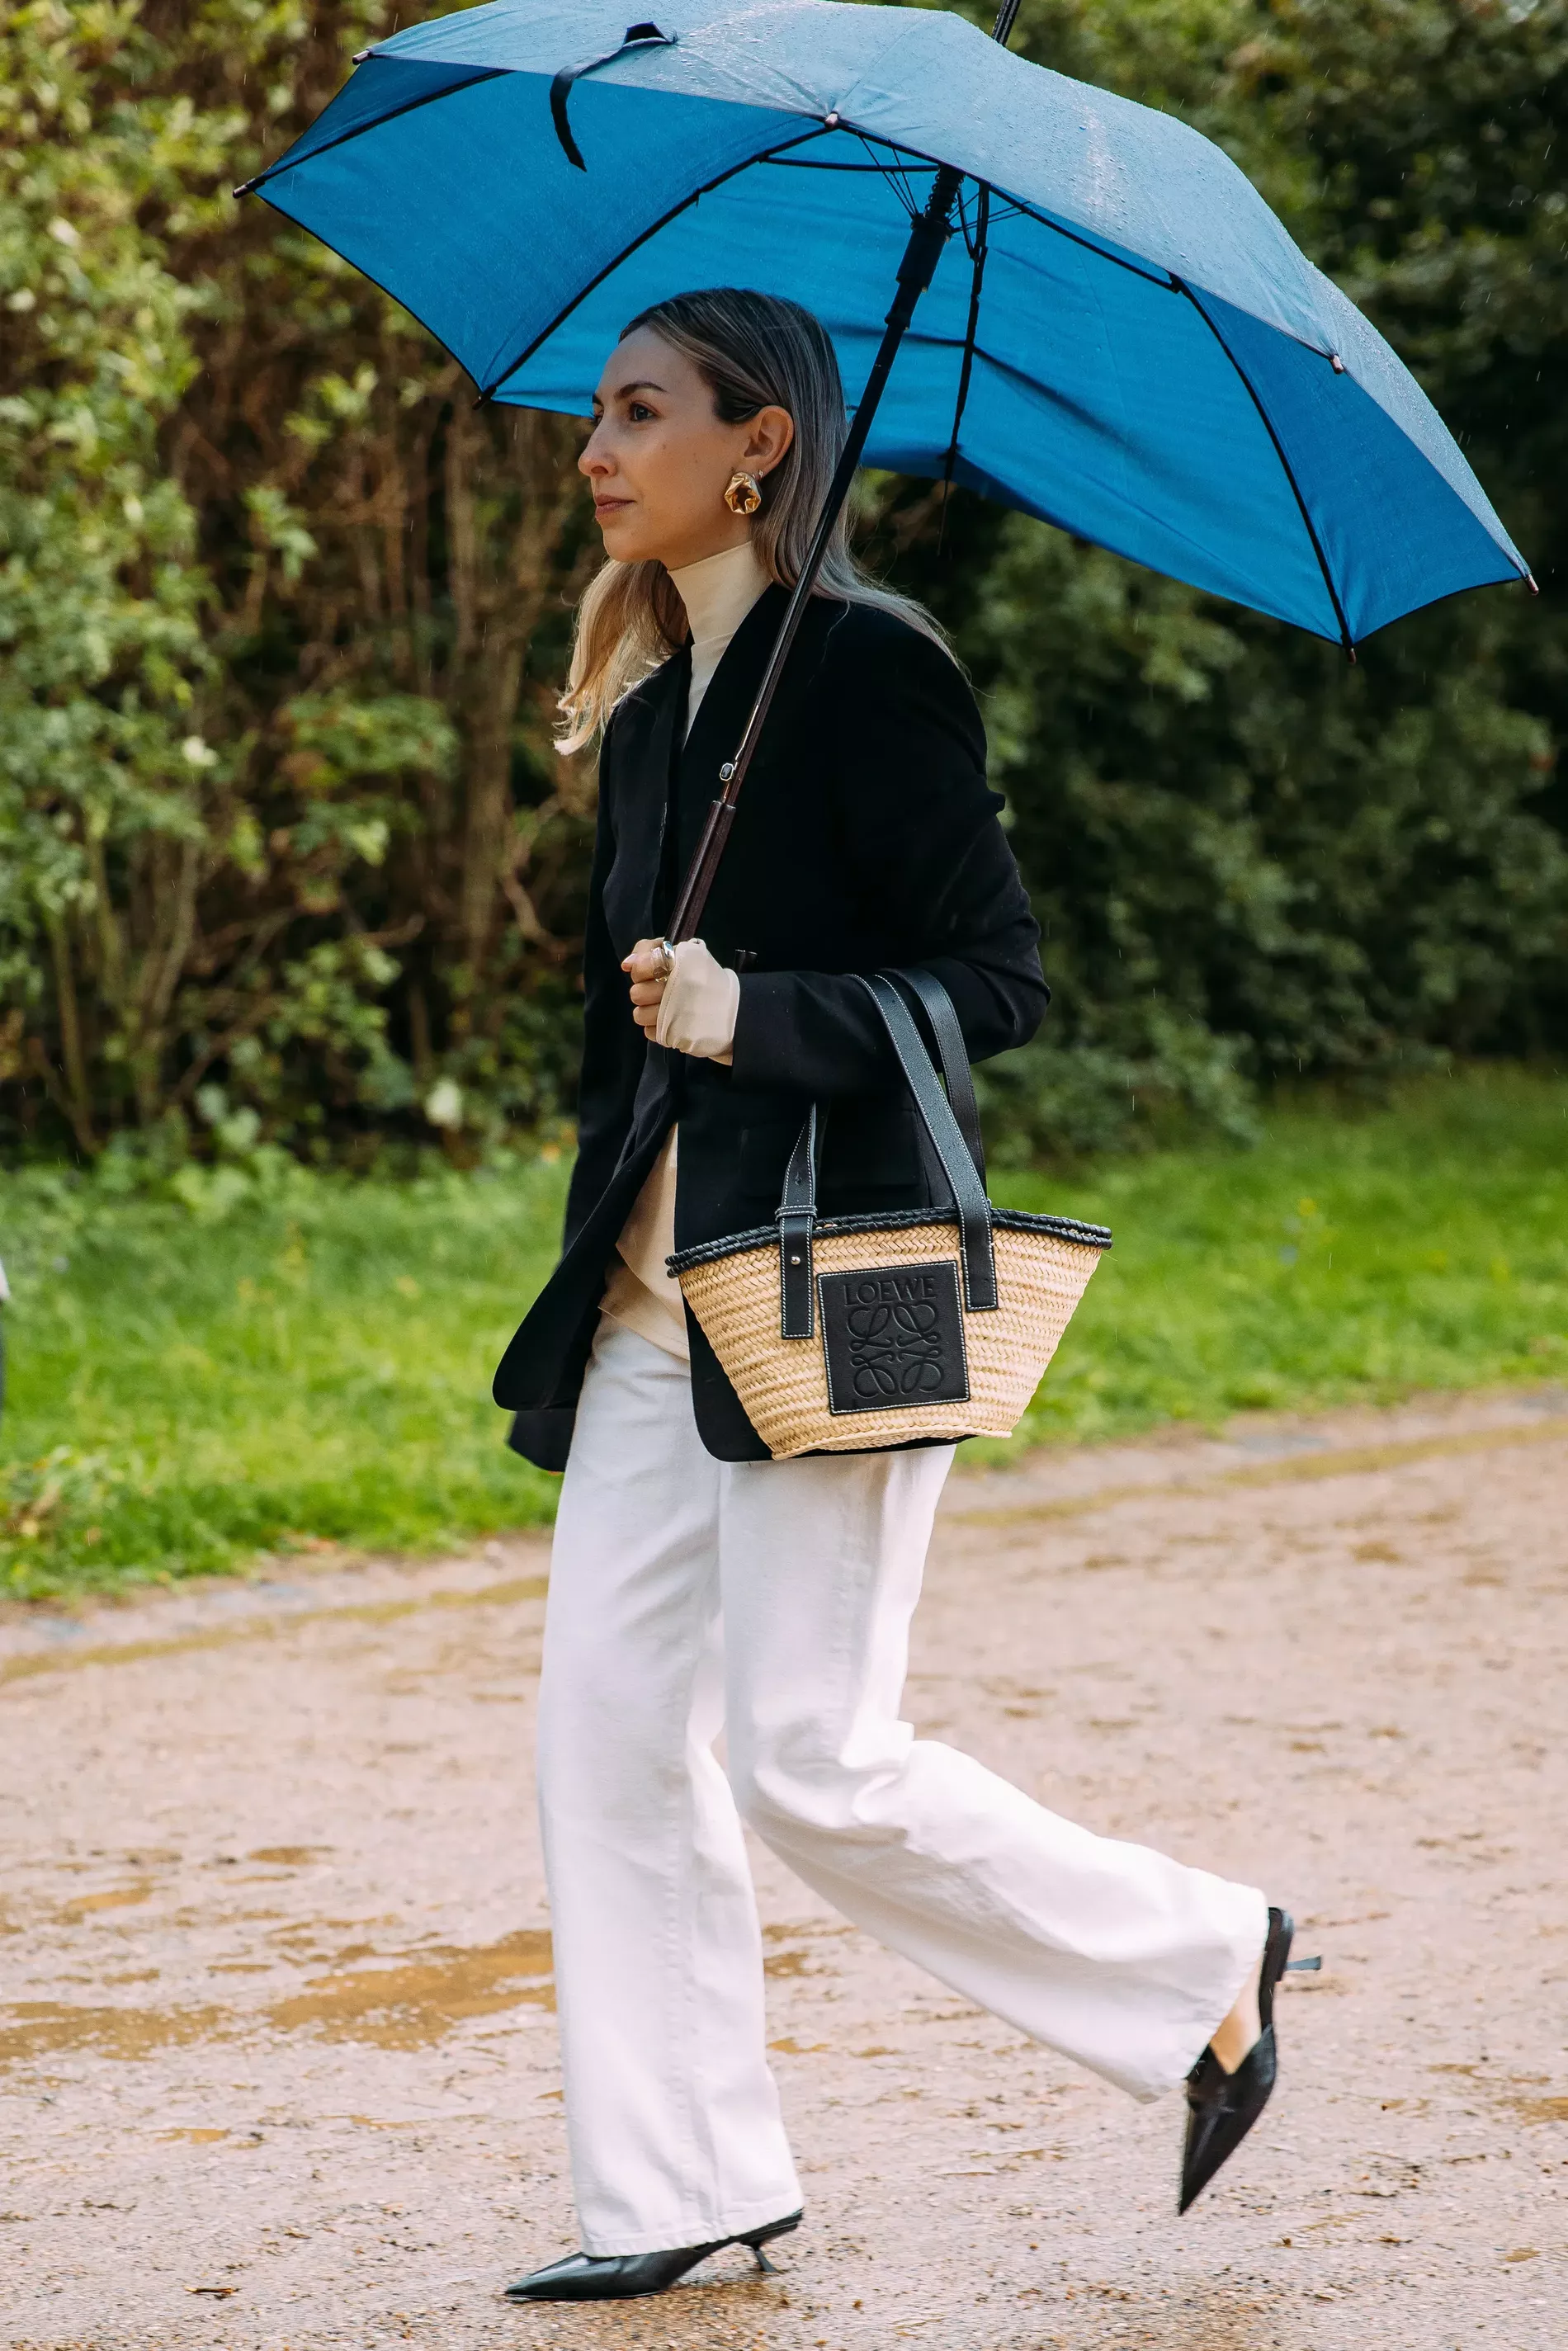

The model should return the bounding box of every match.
[668,970,1111,1458]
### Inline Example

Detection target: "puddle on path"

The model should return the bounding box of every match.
[762,1919,848,1981]
[1,1928,555,2065]
[58,1882,154,1920]
[1500,2092,1568,2123]
[0,1999,232,2065]
[267,1928,555,2046]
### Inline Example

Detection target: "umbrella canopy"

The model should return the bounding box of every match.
[245,0,1528,649]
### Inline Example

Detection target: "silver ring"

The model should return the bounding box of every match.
[652,939,675,980]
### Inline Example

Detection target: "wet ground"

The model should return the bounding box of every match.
[2,1385,1566,2349]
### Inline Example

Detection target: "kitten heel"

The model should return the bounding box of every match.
[739,2210,803,2273]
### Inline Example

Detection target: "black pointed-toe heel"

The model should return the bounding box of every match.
[503,2210,801,2303]
[1178,1907,1320,2215]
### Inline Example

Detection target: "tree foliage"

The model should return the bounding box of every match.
[2,0,1564,1165]
[2,0,596,1166]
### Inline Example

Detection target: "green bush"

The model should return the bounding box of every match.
[1,1,594,1165]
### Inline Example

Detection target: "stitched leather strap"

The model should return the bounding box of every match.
[776,1103,824,1339]
[859,974,997,1310]
[891,966,985,1189]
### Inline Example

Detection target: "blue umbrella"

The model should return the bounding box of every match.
[241,0,1529,930]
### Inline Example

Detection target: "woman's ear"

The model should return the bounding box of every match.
[744,404,795,480]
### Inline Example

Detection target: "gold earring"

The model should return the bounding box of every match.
[724,469,763,517]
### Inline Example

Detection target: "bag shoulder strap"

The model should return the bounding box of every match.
[890,965,985,1190]
[860,974,997,1312]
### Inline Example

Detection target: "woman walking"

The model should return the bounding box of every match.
[494,288,1292,2304]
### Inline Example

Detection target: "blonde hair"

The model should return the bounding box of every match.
[556,287,950,753]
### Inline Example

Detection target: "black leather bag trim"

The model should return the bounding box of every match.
[668,1202,1112,1277]
[775,1102,824,1339]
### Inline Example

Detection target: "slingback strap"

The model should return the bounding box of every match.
[891,965,985,1189]
[859,974,998,1311]
[550,21,675,170]
[776,1103,824,1339]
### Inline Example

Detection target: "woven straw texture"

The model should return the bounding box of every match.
[677,1220,1103,1458]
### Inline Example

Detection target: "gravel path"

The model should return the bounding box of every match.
[2,1385,1566,2349]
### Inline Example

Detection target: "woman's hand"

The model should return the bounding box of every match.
[621,937,739,1063]
[622,938,671,1036]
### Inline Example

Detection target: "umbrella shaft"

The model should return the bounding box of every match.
[668,161,965,945]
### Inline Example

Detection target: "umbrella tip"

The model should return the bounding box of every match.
[1329,351,1345,373]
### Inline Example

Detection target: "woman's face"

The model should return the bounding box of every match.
[579,326,793,571]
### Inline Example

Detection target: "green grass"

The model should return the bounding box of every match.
[0,1158,571,1600]
[3,1066,1566,1599]
[989,1063,1568,1452]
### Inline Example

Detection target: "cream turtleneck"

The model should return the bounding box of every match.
[670,536,771,735]
[598,534,771,1362]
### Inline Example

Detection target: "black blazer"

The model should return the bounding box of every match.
[494,584,1049,1467]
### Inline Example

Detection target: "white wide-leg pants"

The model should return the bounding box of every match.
[538,1317,1266,2255]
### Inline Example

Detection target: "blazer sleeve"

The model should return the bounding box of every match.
[729,617,1048,1095]
[560,720,645,1249]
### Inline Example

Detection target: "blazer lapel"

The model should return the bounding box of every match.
[603,646,687,951]
[616,584,836,941]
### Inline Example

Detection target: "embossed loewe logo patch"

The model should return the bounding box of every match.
[819,1260,970,1415]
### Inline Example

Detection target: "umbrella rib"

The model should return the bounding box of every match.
[1004,195,1180,289]
[1173,278,1355,657]
[761,156,904,171]
[860,134,923,222]
[927,182,1354,650]
[234,63,508,197]
[479,124,864,403]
